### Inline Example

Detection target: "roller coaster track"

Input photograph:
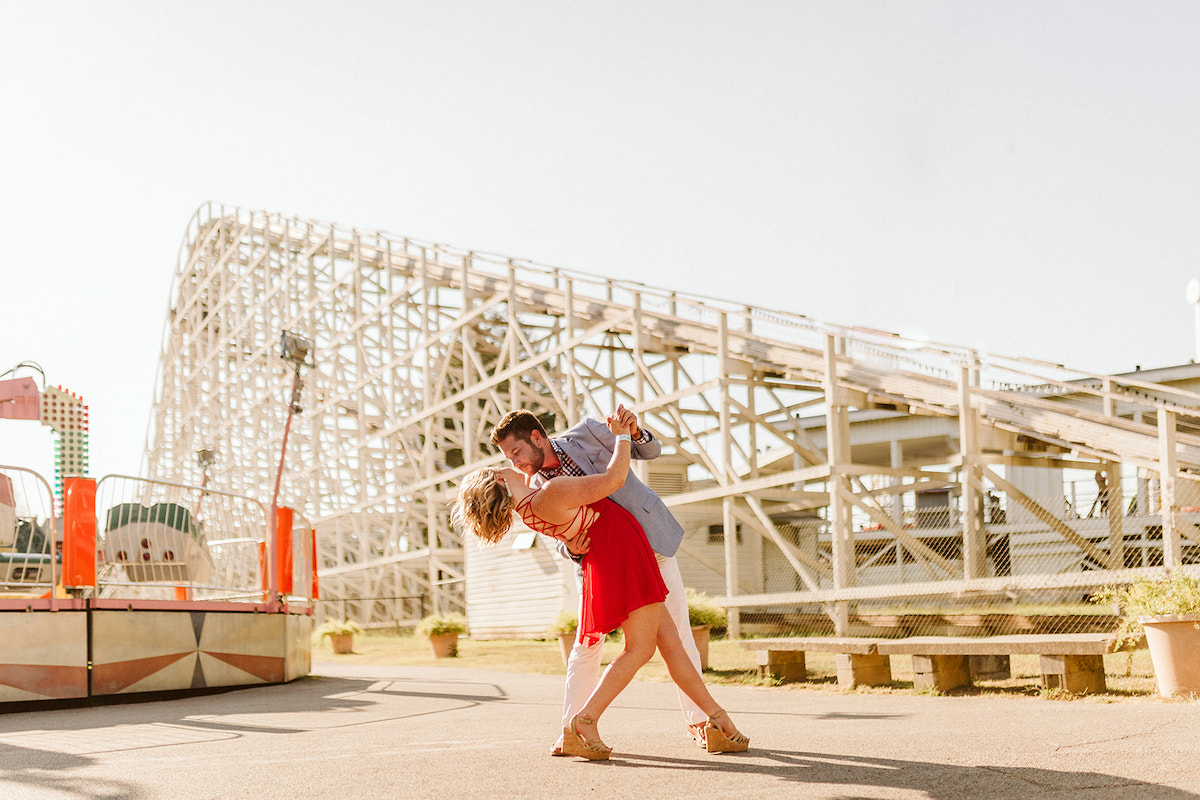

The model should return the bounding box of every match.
[311,214,1200,475]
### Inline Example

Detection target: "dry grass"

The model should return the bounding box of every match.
[315,632,1170,702]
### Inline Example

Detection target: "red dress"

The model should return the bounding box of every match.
[516,491,667,646]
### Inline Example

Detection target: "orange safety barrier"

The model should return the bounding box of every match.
[310,528,319,600]
[62,477,97,589]
[276,506,294,595]
[258,541,268,597]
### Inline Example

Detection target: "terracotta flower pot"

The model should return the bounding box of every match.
[429,632,460,658]
[1141,614,1200,696]
[329,632,354,654]
[558,631,577,666]
[691,624,711,671]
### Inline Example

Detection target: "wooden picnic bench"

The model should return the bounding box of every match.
[739,637,892,689]
[741,633,1124,694]
[874,633,1120,694]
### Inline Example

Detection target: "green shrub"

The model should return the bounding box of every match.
[686,588,727,628]
[415,612,468,638]
[1094,572,1200,647]
[315,619,362,640]
[545,610,621,640]
[546,610,578,637]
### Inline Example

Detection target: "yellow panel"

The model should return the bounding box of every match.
[0,611,88,702]
[92,611,198,663]
[0,611,88,666]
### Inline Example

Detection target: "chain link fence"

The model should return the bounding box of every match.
[674,465,1200,638]
[313,594,429,631]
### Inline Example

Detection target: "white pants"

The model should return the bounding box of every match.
[560,552,706,728]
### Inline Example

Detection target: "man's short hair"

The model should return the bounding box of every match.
[491,409,547,446]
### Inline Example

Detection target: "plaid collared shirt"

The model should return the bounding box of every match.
[537,440,583,481]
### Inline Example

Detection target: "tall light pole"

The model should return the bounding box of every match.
[270,331,314,606]
[272,331,314,512]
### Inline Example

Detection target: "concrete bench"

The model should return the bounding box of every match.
[875,634,1120,694]
[739,637,892,689]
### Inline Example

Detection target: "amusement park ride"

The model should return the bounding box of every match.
[0,360,313,706]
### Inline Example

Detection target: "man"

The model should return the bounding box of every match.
[491,406,707,754]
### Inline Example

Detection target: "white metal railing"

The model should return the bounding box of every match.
[93,473,312,605]
[0,465,57,597]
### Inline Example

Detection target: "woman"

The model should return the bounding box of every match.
[452,414,749,760]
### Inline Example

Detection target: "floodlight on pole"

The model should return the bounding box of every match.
[280,331,314,414]
[280,331,315,369]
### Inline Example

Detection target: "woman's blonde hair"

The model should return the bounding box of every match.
[451,467,515,544]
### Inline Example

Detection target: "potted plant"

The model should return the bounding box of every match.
[1096,571,1200,696]
[547,610,579,665]
[686,588,727,671]
[316,619,362,654]
[415,612,468,658]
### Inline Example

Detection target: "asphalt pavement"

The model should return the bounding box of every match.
[0,660,1197,799]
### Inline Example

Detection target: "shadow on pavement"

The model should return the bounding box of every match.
[598,748,1200,798]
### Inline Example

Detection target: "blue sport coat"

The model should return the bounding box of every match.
[533,418,685,559]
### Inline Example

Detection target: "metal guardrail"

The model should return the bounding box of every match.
[1,465,318,608]
[314,594,428,630]
[0,465,58,597]
[95,473,271,602]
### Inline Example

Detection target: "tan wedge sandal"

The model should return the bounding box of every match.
[705,709,749,754]
[562,714,612,760]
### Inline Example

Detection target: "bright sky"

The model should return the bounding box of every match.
[3,2,1200,488]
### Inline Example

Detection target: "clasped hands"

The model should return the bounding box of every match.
[606,403,640,439]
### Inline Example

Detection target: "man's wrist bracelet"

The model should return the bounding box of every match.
[615,433,632,443]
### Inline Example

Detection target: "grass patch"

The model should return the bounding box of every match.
[315,632,1165,701]
[316,632,766,685]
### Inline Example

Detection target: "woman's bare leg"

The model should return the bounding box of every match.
[654,605,743,738]
[573,603,661,743]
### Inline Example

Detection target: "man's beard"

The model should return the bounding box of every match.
[525,442,545,474]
